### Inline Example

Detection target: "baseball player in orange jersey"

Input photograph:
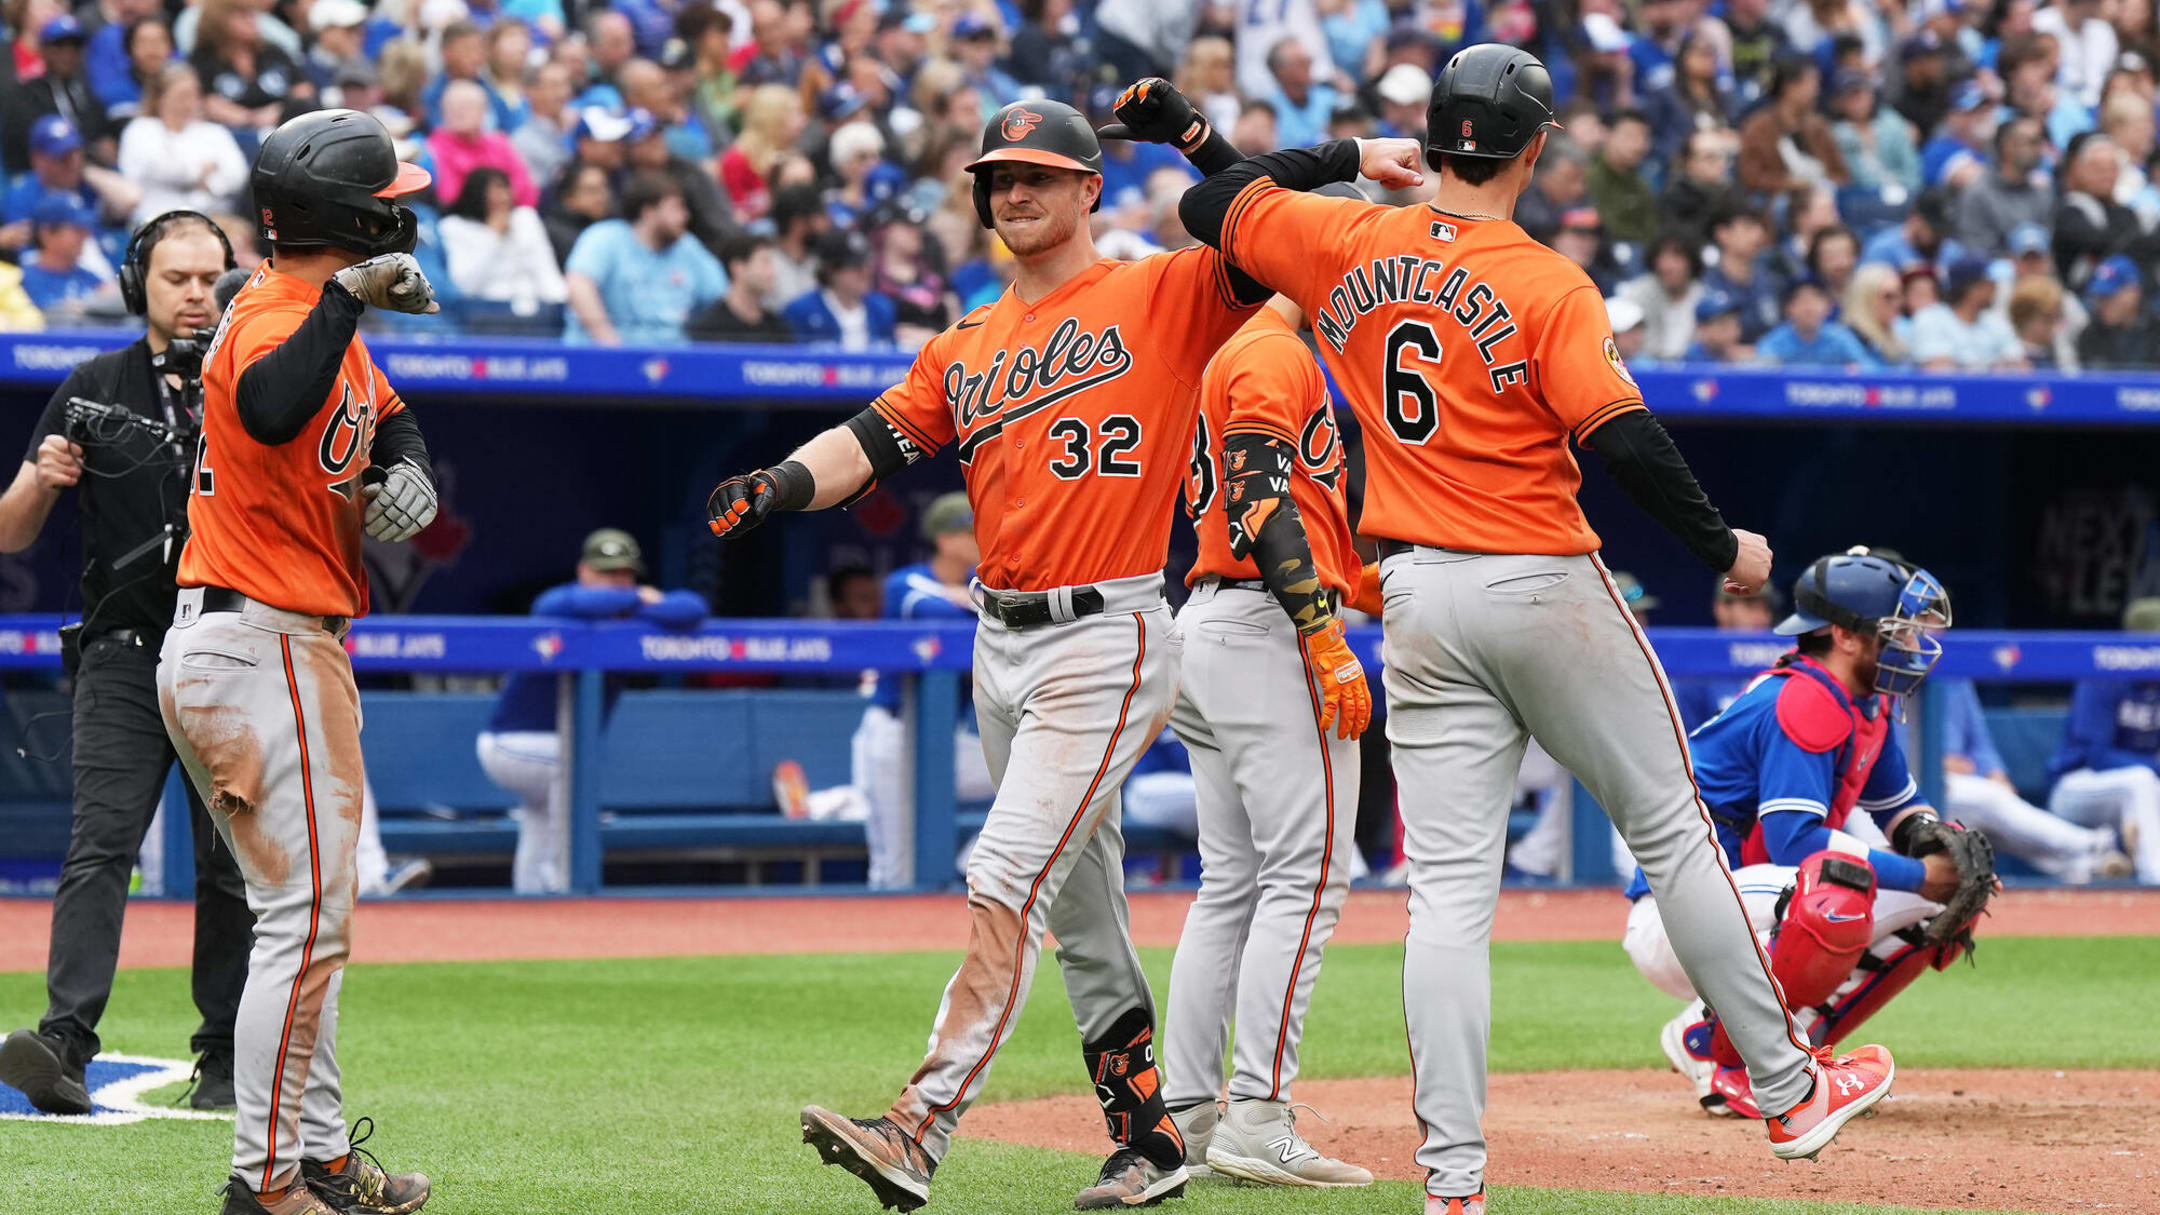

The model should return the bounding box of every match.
[1119,49,1898,1212]
[706,101,1416,1212]
[157,110,439,1215]
[1159,292,1378,1187]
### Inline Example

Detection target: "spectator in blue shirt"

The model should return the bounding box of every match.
[1918,79,1993,188]
[1908,256,2026,370]
[563,170,728,345]
[783,230,897,350]
[1685,289,1750,363]
[475,528,708,894]
[1755,278,1881,368]
[421,19,521,132]
[18,195,115,319]
[2045,596,2160,883]
[1261,37,1342,149]
[87,1,170,118]
[1859,186,1961,270]
[0,116,133,269]
[1902,676,2131,883]
[1700,205,1783,343]
[953,15,1022,107]
[770,493,998,888]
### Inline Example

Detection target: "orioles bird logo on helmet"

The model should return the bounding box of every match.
[1003,107,1044,140]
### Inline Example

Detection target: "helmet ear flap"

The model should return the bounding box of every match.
[972,171,994,228]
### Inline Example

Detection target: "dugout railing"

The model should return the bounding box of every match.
[0,617,2136,894]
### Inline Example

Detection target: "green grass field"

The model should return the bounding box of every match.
[2,935,2153,1215]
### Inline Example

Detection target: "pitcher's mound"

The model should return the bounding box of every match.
[967,1068,2160,1213]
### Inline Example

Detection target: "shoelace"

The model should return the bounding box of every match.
[1097,1146,1148,1182]
[313,1117,390,1205]
[1269,1104,1336,1161]
[175,1053,229,1108]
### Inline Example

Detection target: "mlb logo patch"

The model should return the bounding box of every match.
[1430,221,1458,243]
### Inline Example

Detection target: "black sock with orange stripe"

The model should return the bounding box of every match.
[1082,1007,1184,1171]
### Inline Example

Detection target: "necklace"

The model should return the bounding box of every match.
[1434,207,1504,222]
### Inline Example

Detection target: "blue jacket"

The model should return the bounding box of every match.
[866,562,976,720]
[1754,320,1881,368]
[2048,679,2160,782]
[782,289,897,349]
[1628,656,1928,896]
[487,582,708,733]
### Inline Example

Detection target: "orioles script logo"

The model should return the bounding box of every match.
[1002,107,1044,140]
[947,318,1133,460]
[318,382,375,476]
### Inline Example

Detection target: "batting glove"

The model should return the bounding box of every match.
[362,458,438,542]
[333,253,440,315]
[706,470,783,540]
[1097,78,1213,154]
[1302,617,1372,741]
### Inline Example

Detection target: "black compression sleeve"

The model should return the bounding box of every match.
[1180,139,1362,249]
[235,281,366,446]
[1582,409,1739,574]
[1224,432,1334,634]
[1183,127,1244,176]
[366,408,430,479]
[845,408,914,481]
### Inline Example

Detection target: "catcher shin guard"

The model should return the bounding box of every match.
[1816,909,1981,1047]
[1083,1008,1184,1171]
[1710,852,1874,1067]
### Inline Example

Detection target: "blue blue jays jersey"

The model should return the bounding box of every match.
[866,563,977,719]
[1625,656,1921,898]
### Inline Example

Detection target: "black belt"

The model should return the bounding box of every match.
[1376,539,1414,560]
[201,587,345,634]
[976,585,1105,629]
[93,626,160,650]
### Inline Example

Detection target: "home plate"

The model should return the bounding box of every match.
[0,1054,230,1125]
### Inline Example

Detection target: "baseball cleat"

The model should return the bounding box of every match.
[801,1105,934,1212]
[187,1046,237,1111]
[1659,1002,1718,1112]
[302,1118,430,1213]
[1204,1099,1372,1187]
[1424,1193,1485,1215]
[1767,1043,1895,1161]
[0,1028,92,1115]
[1074,1147,1187,1209]
[1168,1101,1218,1177]
[219,1178,336,1215]
[1708,1065,1760,1119]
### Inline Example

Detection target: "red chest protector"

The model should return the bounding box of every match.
[1740,657,1890,867]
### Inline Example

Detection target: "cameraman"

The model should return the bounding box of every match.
[0,210,248,1115]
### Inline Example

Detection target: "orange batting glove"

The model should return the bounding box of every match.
[706,470,780,539]
[1303,617,1371,740]
[1345,563,1384,618]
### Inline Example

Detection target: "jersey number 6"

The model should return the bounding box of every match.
[1047,415,1143,480]
[1384,320,1443,445]
[193,433,214,497]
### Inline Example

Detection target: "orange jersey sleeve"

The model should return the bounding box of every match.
[1142,245,1264,386]
[1186,309,1358,594]
[1532,283,1645,441]
[179,266,393,618]
[870,326,961,459]
[1218,183,1369,305]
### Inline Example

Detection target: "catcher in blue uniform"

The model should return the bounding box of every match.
[1621,548,1996,1116]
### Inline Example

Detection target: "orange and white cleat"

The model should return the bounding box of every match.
[1766,1044,1895,1161]
[1423,1193,1484,1215]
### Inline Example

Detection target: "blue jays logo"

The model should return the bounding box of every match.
[1,1054,229,1125]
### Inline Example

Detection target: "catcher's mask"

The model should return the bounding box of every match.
[1778,546,1952,699]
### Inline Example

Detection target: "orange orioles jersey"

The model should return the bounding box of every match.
[1185,307,1358,595]
[1218,183,1645,556]
[870,248,1258,591]
[181,264,402,618]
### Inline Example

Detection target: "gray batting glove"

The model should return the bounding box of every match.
[333,253,440,315]
[363,458,438,541]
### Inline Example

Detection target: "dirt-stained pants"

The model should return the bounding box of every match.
[158,586,361,1194]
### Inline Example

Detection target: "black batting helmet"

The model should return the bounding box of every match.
[1425,44,1561,171]
[252,109,432,257]
[965,100,1102,228]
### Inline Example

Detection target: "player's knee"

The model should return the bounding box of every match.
[1769,851,1876,1008]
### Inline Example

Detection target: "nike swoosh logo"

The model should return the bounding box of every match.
[1823,912,1864,922]
[957,320,985,329]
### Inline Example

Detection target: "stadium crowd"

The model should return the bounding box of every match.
[0,0,2155,367]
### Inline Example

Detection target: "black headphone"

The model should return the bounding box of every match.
[119,210,237,317]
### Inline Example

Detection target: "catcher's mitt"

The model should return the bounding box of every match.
[1906,818,1997,948]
